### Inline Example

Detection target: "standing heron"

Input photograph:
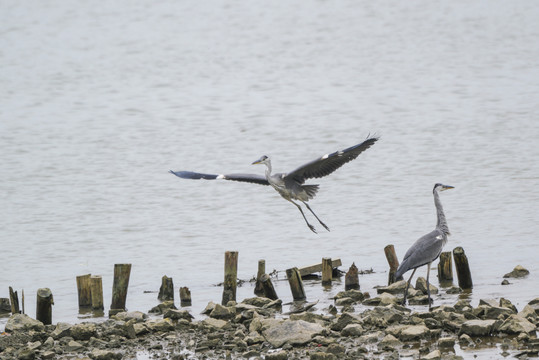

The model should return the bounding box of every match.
[169,135,378,233]
[395,183,454,310]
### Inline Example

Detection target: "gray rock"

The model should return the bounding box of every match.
[376,280,407,294]
[262,319,325,347]
[334,289,365,302]
[499,298,518,313]
[474,304,513,320]
[501,279,510,285]
[111,311,147,322]
[51,322,72,339]
[438,336,456,348]
[5,314,45,332]
[341,323,364,337]
[202,301,217,315]
[423,349,441,360]
[399,325,430,341]
[65,340,84,352]
[209,304,235,320]
[17,349,36,360]
[330,312,361,331]
[335,297,355,306]
[326,343,346,354]
[202,317,230,330]
[242,297,274,307]
[519,305,538,322]
[364,292,399,306]
[146,318,175,332]
[379,334,402,348]
[499,315,536,334]
[245,331,265,345]
[503,265,529,278]
[163,308,194,321]
[446,286,462,294]
[149,300,176,314]
[459,319,496,336]
[310,352,337,360]
[70,322,97,340]
[479,299,499,307]
[289,312,329,326]
[415,277,438,295]
[89,349,123,360]
[265,350,288,360]
[133,322,148,336]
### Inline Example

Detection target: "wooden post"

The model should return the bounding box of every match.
[90,275,104,310]
[322,258,332,286]
[453,247,473,290]
[298,258,342,277]
[158,275,174,301]
[345,262,360,290]
[110,264,132,315]
[222,251,238,305]
[36,288,53,325]
[9,286,20,314]
[179,287,192,307]
[76,274,92,309]
[286,267,306,301]
[437,252,453,282]
[254,259,265,296]
[384,245,402,285]
[260,274,279,300]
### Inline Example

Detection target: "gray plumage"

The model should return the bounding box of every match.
[396,183,454,310]
[169,135,379,233]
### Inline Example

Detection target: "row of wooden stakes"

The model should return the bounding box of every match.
[4,245,472,325]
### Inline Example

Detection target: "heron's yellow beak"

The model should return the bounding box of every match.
[441,185,454,191]
[252,160,261,165]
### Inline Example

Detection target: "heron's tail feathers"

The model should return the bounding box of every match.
[302,184,319,200]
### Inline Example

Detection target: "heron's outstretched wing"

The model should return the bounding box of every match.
[169,170,270,185]
[286,136,379,184]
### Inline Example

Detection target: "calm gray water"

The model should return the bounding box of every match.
[1,0,538,355]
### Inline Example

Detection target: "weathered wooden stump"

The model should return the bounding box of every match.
[9,287,20,314]
[254,259,265,296]
[36,288,53,325]
[158,275,174,301]
[437,251,453,282]
[110,263,132,315]
[76,274,92,309]
[298,258,342,277]
[179,287,192,307]
[345,262,360,290]
[260,274,279,300]
[90,275,104,310]
[222,251,238,305]
[384,244,402,285]
[453,247,473,290]
[322,258,332,286]
[286,267,306,301]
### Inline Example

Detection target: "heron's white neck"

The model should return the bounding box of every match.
[434,189,450,235]
[263,159,272,179]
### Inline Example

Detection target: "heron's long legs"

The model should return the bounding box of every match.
[286,199,317,233]
[426,262,432,311]
[402,268,417,306]
[302,202,330,232]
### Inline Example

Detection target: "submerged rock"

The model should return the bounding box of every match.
[503,265,529,278]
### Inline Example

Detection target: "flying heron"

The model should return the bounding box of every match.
[395,183,454,310]
[169,135,379,233]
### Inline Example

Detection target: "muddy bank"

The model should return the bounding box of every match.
[1,285,538,360]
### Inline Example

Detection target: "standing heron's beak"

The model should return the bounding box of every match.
[441,185,454,191]
[252,157,264,165]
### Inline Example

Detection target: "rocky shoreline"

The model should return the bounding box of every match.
[1,281,539,360]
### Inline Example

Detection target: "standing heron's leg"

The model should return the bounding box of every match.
[302,202,330,231]
[402,268,417,306]
[286,199,317,233]
[426,262,432,311]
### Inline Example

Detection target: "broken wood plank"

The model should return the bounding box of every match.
[298,258,342,277]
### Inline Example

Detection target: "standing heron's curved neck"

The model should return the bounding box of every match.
[434,189,450,235]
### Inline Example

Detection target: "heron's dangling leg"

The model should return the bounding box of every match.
[426,262,433,311]
[287,199,317,233]
[402,268,417,306]
[302,202,330,232]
